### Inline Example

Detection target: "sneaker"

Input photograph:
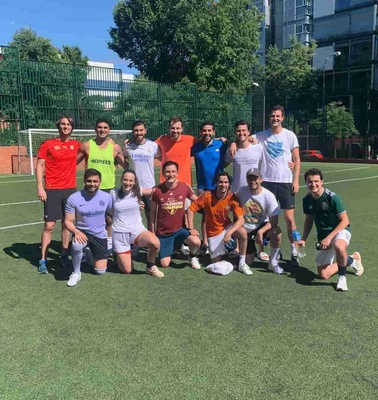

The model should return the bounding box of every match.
[350,252,364,277]
[67,272,81,287]
[228,250,239,259]
[336,275,348,291]
[190,256,202,270]
[146,265,164,278]
[199,243,209,257]
[238,262,253,276]
[38,260,48,274]
[181,244,190,255]
[268,263,284,275]
[61,254,72,268]
[291,254,300,267]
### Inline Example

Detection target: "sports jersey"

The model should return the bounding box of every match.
[237,186,280,231]
[224,143,263,193]
[192,140,227,190]
[65,189,113,237]
[151,181,194,236]
[111,190,145,233]
[303,188,350,241]
[87,139,115,190]
[124,139,159,189]
[254,128,299,183]
[37,138,81,189]
[189,191,243,238]
[155,134,196,186]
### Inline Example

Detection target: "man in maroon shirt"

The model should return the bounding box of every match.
[150,161,201,270]
[36,116,81,273]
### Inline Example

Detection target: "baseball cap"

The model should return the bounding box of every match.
[246,168,262,177]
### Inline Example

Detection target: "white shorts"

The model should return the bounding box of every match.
[316,230,351,267]
[208,224,233,259]
[113,228,146,253]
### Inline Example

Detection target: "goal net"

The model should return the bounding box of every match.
[16,129,131,175]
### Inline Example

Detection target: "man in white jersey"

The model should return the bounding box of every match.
[237,168,283,274]
[124,120,160,227]
[253,105,301,267]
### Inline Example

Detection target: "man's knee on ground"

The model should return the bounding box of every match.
[94,267,107,275]
[160,257,171,268]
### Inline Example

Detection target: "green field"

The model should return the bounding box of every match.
[0,163,377,400]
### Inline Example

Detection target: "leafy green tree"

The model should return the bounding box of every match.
[109,0,262,92]
[60,45,89,64]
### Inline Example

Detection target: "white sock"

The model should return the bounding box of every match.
[238,255,246,266]
[270,248,280,265]
[107,237,113,250]
[291,243,297,255]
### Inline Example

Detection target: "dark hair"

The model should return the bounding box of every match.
[117,169,141,201]
[304,168,323,182]
[95,118,111,129]
[215,171,233,185]
[200,121,215,130]
[169,116,183,126]
[132,120,147,130]
[270,105,285,117]
[56,115,74,130]
[84,168,101,181]
[163,160,179,172]
[234,120,251,131]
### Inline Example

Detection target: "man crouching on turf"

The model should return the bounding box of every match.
[297,168,363,292]
[187,172,251,275]
[64,169,113,287]
[237,168,283,274]
[150,161,202,269]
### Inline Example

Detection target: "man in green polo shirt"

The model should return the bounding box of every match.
[296,168,364,292]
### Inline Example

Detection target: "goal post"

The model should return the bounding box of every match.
[17,129,132,175]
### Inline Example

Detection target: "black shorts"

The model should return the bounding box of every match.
[247,223,268,255]
[261,182,295,210]
[44,188,76,222]
[78,231,108,260]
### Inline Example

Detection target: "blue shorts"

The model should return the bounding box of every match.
[157,228,190,259]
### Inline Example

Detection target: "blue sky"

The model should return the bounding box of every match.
[0,0,138,75]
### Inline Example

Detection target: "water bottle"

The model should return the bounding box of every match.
[292,230,306,258]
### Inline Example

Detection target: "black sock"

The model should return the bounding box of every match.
[146,262,155,269]
[346,256,354,266]
[338,266,347,276]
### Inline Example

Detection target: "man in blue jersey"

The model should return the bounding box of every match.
[64,168,113,287]
[192,122,228,254]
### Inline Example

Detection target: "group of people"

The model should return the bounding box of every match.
[35,105,364,291]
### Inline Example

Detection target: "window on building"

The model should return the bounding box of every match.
[336,0,350,10]
[335,43,350,69]
[350,39,372,66]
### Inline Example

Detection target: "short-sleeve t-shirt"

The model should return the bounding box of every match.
[111,190,145,233]
[155,134,197,186]
[254,128,299,183]
[237,186,280,232]
[151,181,194,236]
[302,188,350,241]
[124,140,159,189]
[189,191,243,238]
[224,143,263,193]
[37,138,81,189]
[65,189,113,238]
[192,140,227,190]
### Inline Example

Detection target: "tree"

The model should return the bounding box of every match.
[108,0,262,92]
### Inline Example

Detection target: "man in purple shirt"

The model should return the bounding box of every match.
[65,168,113,287]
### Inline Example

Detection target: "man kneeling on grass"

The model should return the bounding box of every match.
[296,168,364,292]
[64,169,113,287]
[187,172,251,275]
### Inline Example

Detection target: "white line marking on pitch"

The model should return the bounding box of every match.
[0,221,43,230]
[322,166,371,173]
[0,179,35,184]
[0,200,40,207]
[300,174,378,188]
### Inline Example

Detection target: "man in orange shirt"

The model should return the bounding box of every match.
[187,172,251,275]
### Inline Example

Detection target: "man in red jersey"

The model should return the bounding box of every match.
[36,116,81,273]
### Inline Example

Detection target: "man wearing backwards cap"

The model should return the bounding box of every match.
[237,168,284,274]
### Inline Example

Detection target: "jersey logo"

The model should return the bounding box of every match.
[266,141,284,159]
[100,201,105,206]
[321,202,329,210]
[215,149,220,152]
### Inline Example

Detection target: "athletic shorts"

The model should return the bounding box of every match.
[157,228,190,259]
[261,182,295,210]
[44,188,76,222]
[113,227,146,253]
[208,224,233,259]
[316,230,351,267]
[76,231,108,260]
[141,194,152,219]
[246,222,268,255]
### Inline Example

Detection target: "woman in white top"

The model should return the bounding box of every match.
[112,169,164,278]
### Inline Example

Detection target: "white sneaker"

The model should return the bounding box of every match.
[190,256,201,270]
[67,272,81,287]
[268,263,284,275]
[336,275,348,291]
[350,252,364,276]
[181,244,190,255]
[146,265,164,278]
[238,262,253,275]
